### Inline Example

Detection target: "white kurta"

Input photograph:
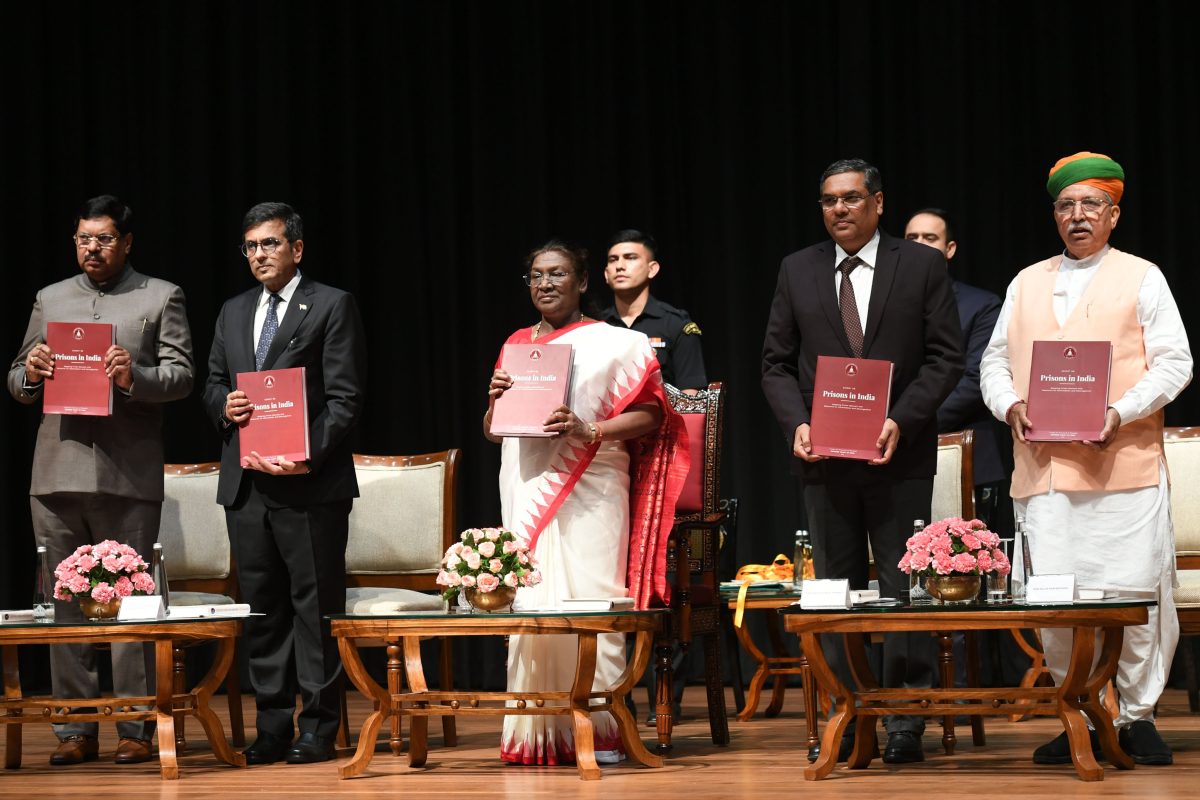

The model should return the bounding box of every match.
[979,245,1192,724]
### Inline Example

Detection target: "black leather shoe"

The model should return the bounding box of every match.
[243,732,292,765]
[807,734,878,763]
[1032,730,1102,765]
[882,731,924,764]
[1119,721,1173,766]
[286,732,336,764]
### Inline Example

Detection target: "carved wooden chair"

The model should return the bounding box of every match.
[338,450,460,751]
[159,462,245,750]
[654,381,730,752]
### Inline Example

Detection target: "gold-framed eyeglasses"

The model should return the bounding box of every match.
[1053,197,1112,218]
[73,233,121,249]
[523,270,571,287]
[819,194,870,211]
[240,238,287,257]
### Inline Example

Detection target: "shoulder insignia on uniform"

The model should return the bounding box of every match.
[682,322,702,336]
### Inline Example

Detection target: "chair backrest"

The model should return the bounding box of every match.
[1165,427,1200,566]
[666,381,725,520]
[159,463,231,584]
[932,430,976,522]
[345,450,459,586]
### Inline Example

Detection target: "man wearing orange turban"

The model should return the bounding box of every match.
[981,152,1192,766]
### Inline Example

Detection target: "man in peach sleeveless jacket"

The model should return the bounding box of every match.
[981,152,1192,766]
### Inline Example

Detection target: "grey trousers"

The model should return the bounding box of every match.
[31,493,161,741]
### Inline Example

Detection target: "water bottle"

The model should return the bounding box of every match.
[908,519,931,604]
[793,529,812,591]
[33,546,55,623]
[150,542,171,610]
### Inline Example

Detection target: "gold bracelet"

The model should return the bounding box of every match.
[589,422,604,444]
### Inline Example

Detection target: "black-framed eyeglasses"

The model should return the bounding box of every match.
[1052,197,1112,218]
[818,194,870,211]
[523,270,572,287]
[240,238,287,257]
[73,233,121,249]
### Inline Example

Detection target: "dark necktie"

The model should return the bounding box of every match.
[255,293,282,370]
[838,256,864,358]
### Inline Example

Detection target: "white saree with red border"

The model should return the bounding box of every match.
[496,319,688,765]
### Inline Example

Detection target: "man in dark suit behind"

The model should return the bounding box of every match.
[204,202,366,765]
[904,209,1012,536]
[761,159,963,764]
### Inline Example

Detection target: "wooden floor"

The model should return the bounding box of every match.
[4,687,1200,798]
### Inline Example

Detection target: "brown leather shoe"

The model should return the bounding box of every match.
[50,735,99,766]
[114,737,154,764]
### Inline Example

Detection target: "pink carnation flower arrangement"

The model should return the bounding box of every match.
[436,527,542,602]
[898,517,1011,578]
[53,540,155,604]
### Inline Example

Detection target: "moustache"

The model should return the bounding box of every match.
[1069,222,1093,234]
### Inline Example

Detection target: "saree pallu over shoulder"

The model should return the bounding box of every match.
[498,320,689,607]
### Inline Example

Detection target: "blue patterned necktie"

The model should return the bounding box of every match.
[255,293,282,370]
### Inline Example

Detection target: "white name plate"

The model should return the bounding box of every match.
[1025,574,1076,604]
[800,579,851,609]
[117,595,166,620]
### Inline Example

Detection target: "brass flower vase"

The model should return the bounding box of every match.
[925,575,981,605]
[78,597,122,620]
[464,586,517,613]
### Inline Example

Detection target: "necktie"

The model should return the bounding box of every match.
[255,293,281,370]
[838,256,864,358]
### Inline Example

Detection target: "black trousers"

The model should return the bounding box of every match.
[802,469,935,736]
[227,481,350,741]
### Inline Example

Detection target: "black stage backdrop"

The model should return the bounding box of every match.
[2,2,1197,689]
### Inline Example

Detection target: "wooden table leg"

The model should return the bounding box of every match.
[764,611,790,717]
[188,633,246,768]
[569,632,602,781]
[965,631,986,746]
[842,633,880,770]
[937,631,957,755]
[154,639,180,780]
[3,645,21,770]
[1058,626,1104,781]
[800,649,819,757]
[802,631,858,781]
[732,612,770,721]
[609,629,663,768]
[402,637,429,769]
[1084,626,1133,771]
[438,637,457,747]
[337,636,391,779]
[653,640,674,753]
[386,643,405,756]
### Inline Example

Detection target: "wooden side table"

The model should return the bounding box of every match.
[330,609,665,781]
[1,617,246,779]
[781,600,1153,782]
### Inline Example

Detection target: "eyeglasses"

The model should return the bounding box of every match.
[1053,197,1112,218]
[73,233,121,249]
[240,238,287,257]
[818,194,870,211]
[523,270,572,287]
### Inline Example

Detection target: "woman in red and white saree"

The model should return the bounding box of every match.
[485,241,688,766]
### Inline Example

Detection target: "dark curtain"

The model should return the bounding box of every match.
[3,1,1198,692]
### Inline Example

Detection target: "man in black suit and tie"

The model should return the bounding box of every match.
[761,159,963,764]
[204,202,366,764]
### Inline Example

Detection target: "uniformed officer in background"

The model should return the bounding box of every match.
[600,229,707,390]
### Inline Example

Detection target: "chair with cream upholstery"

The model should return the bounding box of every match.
[159,462,245,749]
[338,450,459,750]
[1164,427,1200,710]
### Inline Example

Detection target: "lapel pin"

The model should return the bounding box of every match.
[299,303,308,311]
